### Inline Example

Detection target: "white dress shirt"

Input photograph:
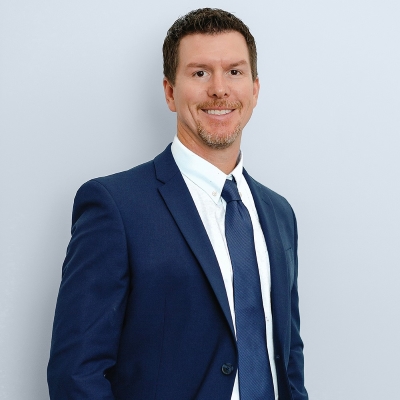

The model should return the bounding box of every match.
[171,136,278,399]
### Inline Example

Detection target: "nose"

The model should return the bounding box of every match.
[207,73,230,99]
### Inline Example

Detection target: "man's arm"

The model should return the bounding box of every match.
[48,180,129,399]
[287,211,308,400]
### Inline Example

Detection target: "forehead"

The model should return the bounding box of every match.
[177,31,250,66]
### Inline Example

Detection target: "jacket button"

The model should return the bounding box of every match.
[221,363,234,375]
[275,354,280,360]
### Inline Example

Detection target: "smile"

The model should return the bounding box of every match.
[204,109,233,115]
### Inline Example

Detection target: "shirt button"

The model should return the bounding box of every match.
[221,363,234,375]
[212,191,217,196]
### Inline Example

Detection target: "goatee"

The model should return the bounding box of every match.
[196,100,242,149]
[197,122,242,150]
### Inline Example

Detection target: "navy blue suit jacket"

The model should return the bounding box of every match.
[48,145,308,399]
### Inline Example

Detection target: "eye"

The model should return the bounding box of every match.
[195,71,206,77]
[230,69,241,76]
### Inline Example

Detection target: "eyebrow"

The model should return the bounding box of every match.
[186,60,248,69]
[229,60,248,68]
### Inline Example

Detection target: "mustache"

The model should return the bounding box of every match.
[197,100,242,110]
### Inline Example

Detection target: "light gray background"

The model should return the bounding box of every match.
[1,1,399,399]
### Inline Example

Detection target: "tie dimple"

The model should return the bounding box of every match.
[221,179,241,203]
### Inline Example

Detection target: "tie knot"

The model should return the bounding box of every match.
[221,179,241,203]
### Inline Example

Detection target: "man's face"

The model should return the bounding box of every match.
[164,31,260,152]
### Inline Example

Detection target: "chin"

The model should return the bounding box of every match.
[197,124,241,150]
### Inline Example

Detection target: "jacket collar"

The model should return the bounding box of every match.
[154,144,235,335]
[243,170,290,353]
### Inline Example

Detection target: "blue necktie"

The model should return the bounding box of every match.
[221,179,275,400]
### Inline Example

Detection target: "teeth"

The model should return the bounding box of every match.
[206,109,233,115]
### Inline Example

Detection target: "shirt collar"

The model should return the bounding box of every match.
[171,136,244,204]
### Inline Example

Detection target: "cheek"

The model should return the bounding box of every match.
[175,92,196,111]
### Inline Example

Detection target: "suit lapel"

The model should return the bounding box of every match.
[153,146,235,335]
[244,170,290,351]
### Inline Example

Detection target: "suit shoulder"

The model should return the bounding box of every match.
[245,173,297,248]
[76,159,156,195]
[71,159,160,220]
[246,173,294,214]
[95,159,156,188]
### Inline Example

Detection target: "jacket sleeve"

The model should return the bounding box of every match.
[47,179,130,399]
[287,210,308,400]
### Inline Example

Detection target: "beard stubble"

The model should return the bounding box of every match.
[196,100,243,150]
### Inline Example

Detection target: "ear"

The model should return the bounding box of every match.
[252,77,260,108]
[163,78,176,112]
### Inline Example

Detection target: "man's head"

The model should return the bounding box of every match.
[163,9,260,163]
[163,8,257,86]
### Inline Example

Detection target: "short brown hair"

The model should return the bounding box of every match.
[163,8,257,85]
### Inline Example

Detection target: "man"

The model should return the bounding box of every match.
[48,8,308,400]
